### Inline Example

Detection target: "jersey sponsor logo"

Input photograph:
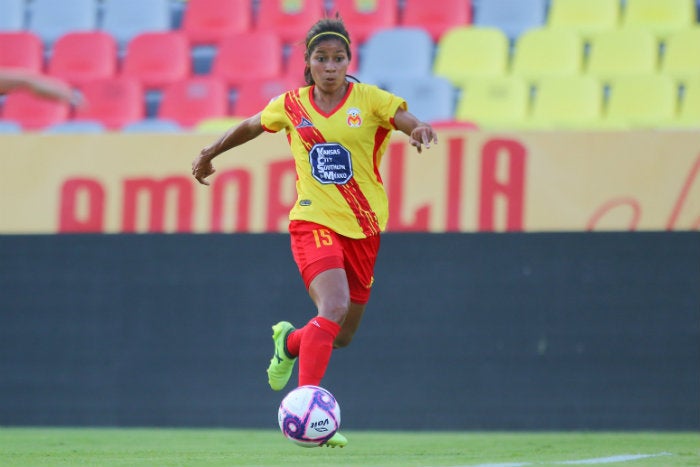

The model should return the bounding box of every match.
[295,117,314,129]
[346,107,362,127]
[309,143,353,185]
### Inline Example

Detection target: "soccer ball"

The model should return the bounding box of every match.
[278,385,341,447]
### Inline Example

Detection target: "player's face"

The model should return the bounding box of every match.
[308,39,349,93]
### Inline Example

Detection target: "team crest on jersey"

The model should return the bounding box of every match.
[346,108,362,127]
[296,117,314,129]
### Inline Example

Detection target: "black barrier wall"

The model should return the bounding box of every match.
[0,233,698,430]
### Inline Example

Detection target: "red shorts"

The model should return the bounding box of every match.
[289,220,380,305]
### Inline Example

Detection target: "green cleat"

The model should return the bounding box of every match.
[323,432,348,448]
[266,321,296,391]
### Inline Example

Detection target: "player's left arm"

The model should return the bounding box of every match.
[393,107,438,154]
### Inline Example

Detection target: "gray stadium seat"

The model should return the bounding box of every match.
[473,0,547,42]
[382,75,456,124]
[359,27,434,84]
[101,0,172,53]
[0,0,26,31]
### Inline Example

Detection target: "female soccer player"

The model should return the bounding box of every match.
[191,17,437,447]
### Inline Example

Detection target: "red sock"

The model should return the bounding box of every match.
[286,327,303,357]
[297,316,341,387]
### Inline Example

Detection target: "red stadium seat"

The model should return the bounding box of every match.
[47,31,118,87]
[158,76,229,128]
[1,85,71,130]
[329,0,399,44]
[0,31,44,72]
[73,76,144,130]
[212,31,284,88]
[232,77,297,116]
[181,0,253,45]
[255,0,326,44]
[400,0,472,41]
[121,32,191,90]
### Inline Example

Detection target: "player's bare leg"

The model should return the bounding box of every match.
[334,302,366,348]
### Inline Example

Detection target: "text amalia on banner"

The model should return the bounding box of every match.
[58,138,527,233]
[1,131,697,233]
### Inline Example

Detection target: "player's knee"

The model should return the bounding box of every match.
[319,297,350,324]
[333,331,354,349]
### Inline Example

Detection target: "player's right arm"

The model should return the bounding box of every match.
[192,112,265,186]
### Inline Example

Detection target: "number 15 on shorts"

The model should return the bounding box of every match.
[312,229,333,248]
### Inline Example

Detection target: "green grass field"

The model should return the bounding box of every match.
[1,428,698,467]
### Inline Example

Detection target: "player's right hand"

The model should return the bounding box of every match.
[192,153,216,186]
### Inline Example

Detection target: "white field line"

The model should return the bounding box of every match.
[446,452,673,467]
[556,453,673,464]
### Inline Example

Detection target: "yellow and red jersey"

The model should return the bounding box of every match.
[261,82,406,238]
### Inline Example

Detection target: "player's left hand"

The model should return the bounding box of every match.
[409,125,438,154]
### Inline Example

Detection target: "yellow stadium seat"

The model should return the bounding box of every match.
[195,116,244,133]
[661,27,700,84]
[622,0,696,40]
[527,75,603,129]
[586,28,658,83]
[455,76,530,129]
[433,26,510,86]
[547,0,621,40]
[677,76,700,127]
[603,74,677,128]
[511,27,584,85]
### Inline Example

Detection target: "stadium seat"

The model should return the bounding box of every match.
[359,27,434,85]
[158,76,229,128]
[282,44,310,87]
[400,0,472,41]
[454,76,529,129]
[27,0,98,50]
[329,0,398,44]
[47,31,118,87]
[547,0,620,40]
[0,0,25,30]
[0,31,44,73]
[100,0,172,52]
[622,0,696,40]
[433,26,509,86]
[586,29,658,83]
[1,87,71,130]
[211,31,284,88]
[181,0,252,45]
[232,77,297,117]
[0,120,23,133]
[44,120,106,133]
[255,0,325,45]
[181,0,254,73]
[195,116,245,133]
[73,77,144,130]
[527,75,603,129]
[473,0,547,42]
[677,76,700,127]
[603,74,677,128]
[121,118,182,132]
[661,27,700,84]
[121,32,191,89]
[383,75,456,124]
[511,28,584,85]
